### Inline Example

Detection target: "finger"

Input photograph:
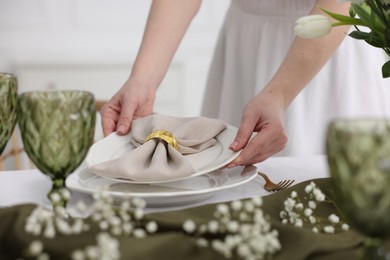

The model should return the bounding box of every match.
[229,114,257,152]
[102,118,117,137]
[116,98,136,135]
[101,104,119,137]
[229,128,287,166]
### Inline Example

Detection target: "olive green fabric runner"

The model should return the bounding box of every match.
[0,178,364,260]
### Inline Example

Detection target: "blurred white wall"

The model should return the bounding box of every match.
[0,0,230,169]
[0,0,229,115]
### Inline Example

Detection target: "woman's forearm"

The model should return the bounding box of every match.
[263,0,351,109]
[130,0,202,88]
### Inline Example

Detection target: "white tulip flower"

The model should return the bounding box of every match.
[294,15,332,39]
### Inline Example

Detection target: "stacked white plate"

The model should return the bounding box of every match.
[66,124,257,207]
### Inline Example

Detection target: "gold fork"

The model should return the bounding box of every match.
[258,171,295,192]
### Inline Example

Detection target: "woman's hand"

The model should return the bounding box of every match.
[101,76,156,136]
[101,0,202,137]
[227,89,288,166]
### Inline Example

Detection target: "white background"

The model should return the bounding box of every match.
[0,0,230,169]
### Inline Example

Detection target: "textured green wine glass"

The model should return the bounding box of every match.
[326,119,390,258]
[0,73,18,155]
[17,90,96,203]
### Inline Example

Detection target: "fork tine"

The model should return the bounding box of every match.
[273,180,289,191]
[275,180,295,191]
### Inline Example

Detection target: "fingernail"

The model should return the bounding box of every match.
[229,140,238,150]
[117,125,126,135]
[227,163,237,168]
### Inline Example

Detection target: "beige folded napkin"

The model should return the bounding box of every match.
[88,114,227,182]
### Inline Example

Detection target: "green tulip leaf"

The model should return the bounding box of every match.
[382,60,390,78]
[349,31,386,48]
[320,7,363,25]
[351,3,385,33]
[385,28,390,47]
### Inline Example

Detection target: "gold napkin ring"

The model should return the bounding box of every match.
[144,130,179,150]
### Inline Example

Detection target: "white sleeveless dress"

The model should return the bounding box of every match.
[201,0,390,156]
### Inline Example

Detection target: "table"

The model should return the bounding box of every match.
[0,155,329,212]
[0,155,366,260]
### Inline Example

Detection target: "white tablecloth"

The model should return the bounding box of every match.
[0,155,329,213]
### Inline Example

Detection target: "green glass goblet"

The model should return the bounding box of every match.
[0,73,18,155]
[326,119,390,259]
[17,90,96,206]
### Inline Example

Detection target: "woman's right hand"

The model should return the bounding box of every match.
[101,76,156,137]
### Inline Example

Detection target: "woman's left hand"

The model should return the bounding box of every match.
[227,89,288,167]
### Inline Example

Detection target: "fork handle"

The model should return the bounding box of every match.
[258,171,271,182]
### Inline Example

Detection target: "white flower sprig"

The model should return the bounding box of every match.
[25,240,50,260]
[90,191,157,238]
[25,188,90,238]
[24,189,158,259]
[279,181,350,233]
[183,196,281,260]
[71,232,121,260]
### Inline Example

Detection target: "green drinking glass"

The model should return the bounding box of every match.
[17,90,96,205]
[0,73,18,155]
[326,119,390,259]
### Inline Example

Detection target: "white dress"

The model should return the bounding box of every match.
[201,0,390,156]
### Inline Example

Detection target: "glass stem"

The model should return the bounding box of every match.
[48,178,67,208]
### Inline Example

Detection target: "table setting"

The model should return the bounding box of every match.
[0,73,386,260]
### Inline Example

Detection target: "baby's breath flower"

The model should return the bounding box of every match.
[304,184,313,193]
[237,243,251,258]
[244,201,255,212]
[280,210,287,219]
[342,223,350,231]
[216,204,229,215]
[308,200,317,209]
[37,252,50,260]
[230,200,243,211]
[99,220,109,230]
[226,220,239,233]
[183,220,196,233]
[132,197,146,208]
[133,208,144,220]
[323,225,335,234]
[208,220,220,233]
[196,238,209,247]
[146,221,158,233]
[315,193,325,202]
[291,191,298,198]
[85,246,99,259]
[295,203,304,211]
[75,201,87,213]
[71,250,85,260]
[328,214,340,224]
[183,197,280,259]
[28,240,44,255]
[294,218,303,228]
[251,196,262,206]
[304,208,313,217]
[122,223,133,234]
[280,182,350,234]
[60,188,72,200]
[50,192,61,203]
[133,228,146,239]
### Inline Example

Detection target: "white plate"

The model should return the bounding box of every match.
[85,124,240,184]
[66,165,257,207]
